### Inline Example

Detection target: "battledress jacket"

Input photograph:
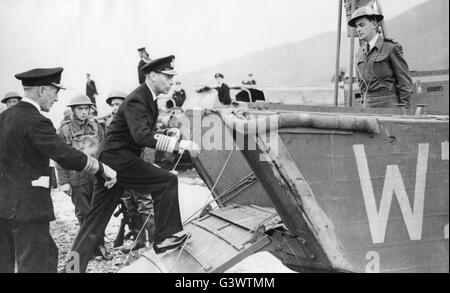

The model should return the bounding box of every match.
[0,102,89,222]
[56,118,104,187]
[356,36,414,107]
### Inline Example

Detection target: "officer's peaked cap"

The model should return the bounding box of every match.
[15,67,65,90]
[141,55,177,75]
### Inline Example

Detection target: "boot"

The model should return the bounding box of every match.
[92,237,113,260]
[121,214,147,253]
[145,213,155,244]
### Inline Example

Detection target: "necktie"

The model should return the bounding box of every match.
[366,43,371,53]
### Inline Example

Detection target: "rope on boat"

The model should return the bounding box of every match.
[169,144,236,272]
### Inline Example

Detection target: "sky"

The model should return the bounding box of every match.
[0,0,430,123]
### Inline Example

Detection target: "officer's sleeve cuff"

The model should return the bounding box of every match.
[155,134,179,153]
[82,156,100,175]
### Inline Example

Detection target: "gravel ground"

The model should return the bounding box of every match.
[51,170,294,273]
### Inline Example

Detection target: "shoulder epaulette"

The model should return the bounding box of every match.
[384,37,399,44]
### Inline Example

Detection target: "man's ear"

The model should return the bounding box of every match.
[38,86,46,97]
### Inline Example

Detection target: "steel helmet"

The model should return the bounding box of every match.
[67,94,94,107]
[2,91,22,104]
[348,5,384,28]
[106,90,127,105]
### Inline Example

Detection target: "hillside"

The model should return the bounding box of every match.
[180,0,448,87]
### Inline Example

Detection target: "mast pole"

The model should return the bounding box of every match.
[334,0,344,107]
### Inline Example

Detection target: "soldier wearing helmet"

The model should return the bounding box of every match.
[55,94,109,258]
[104,90,127,129]
[2,92,22,109]
[349,5,413,108]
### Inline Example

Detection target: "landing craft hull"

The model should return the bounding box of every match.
[183,105,449,273]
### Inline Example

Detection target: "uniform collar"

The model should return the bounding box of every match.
[21,97,41,112]
[145,81,159,101]
[367,34,381,52]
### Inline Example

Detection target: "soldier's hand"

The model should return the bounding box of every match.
[179,140,201,158]
[166,128,181,139]
[60,183,72,196]
[101,163,117,189]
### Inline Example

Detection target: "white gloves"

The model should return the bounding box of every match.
[165,128,200,158]
[179,140,201,158]
[60,183,72,196]
[101,163,117,189]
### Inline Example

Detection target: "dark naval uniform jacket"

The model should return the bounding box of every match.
[101,83,162,166]
[356,36,413,108]
[215,83,231,105]
[0,102,89,222]
[138,59,147,85]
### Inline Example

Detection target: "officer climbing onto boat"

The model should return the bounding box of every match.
[65,55,200,273]
[349,5,414,108]
[105,90,156,253]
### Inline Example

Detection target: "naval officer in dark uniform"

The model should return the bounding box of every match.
[137,47,151,85]
[66,56,200,273]
[349,5,413,108]
[0,68,117,273]
[214,73,231,105]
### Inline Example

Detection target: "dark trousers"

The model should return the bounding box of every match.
[71,183,93,225]
[0,219,58,273]
[66,151,183,273]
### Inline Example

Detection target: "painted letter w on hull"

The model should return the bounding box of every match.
[353,144,429,244]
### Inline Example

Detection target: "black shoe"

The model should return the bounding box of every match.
[153,234,188,254]
[93,245,113,261]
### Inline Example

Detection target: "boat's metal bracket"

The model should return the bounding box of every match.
[249,224,266,244]
[191,221,245,251]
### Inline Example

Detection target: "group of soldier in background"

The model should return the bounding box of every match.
[0,46,188,263]
[1,49,202,272]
